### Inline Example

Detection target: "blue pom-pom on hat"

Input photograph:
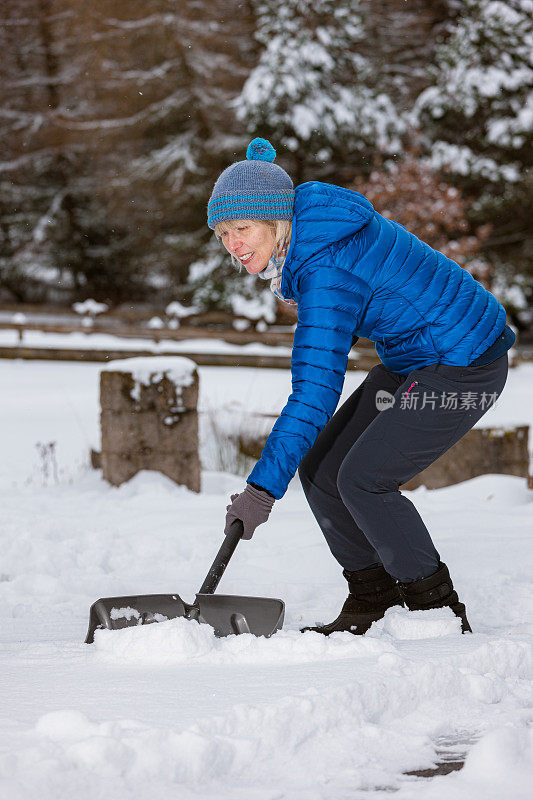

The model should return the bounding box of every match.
[246,138,276,162]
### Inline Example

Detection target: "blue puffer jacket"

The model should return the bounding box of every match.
[248,181,508,499]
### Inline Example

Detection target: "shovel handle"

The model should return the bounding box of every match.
[198,519,244,595]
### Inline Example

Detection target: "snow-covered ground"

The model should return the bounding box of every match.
[1,359,532,799]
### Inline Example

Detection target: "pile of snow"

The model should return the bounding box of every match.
[93,615,394,665]
[367,606,462,639]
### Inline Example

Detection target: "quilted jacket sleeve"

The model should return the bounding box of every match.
[247,264,369,499]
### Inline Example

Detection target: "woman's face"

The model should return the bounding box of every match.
[220,221,275,274]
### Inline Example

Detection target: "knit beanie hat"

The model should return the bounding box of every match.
[207,138,295,230]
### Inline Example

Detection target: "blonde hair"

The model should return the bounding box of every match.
[214,219,292,271]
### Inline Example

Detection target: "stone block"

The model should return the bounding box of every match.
[147,452,201,492]
[134,374,198,413]
[100,452,139,487]
[100,371,135,413]
[99,356,200,492]
[402,425,529,490]
[101,409,199,455]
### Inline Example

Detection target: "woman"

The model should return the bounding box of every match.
[208,138,516,635]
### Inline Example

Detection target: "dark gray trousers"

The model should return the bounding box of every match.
[298,355,509,582]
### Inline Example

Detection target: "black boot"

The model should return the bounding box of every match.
[301,564,403,636]
[398,562,472,633]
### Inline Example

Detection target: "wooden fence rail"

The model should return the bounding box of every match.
[0,318,529,369]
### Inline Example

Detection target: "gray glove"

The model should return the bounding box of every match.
[224,484,275,540]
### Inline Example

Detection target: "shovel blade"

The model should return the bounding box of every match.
[196,593,285,638]
[85,592,285,643]
[85,593,189,644]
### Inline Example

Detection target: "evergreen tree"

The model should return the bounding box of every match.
[0,0,256,305]
[236,0,405,183]
[414,0,533,309]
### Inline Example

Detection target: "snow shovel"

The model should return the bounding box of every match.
[84,520,284,643]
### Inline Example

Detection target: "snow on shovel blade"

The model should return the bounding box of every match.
[196,594,285,637]
[84,594,189,644]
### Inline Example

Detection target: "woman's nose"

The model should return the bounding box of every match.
[226,232,242,252]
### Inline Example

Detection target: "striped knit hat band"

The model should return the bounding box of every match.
[207,139,295,230]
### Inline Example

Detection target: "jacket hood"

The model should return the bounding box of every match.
[280,181,374,298]
[289,181,373,257]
